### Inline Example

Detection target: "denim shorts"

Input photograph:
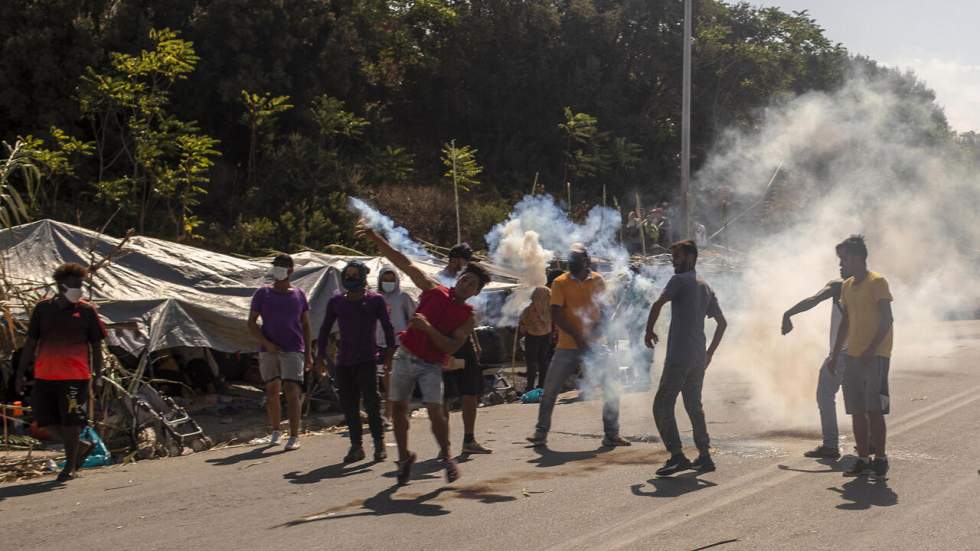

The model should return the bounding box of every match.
[389,350,444,404]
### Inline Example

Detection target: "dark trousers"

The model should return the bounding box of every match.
[336,362,383,445]
[524,334,552,390]
[653,363,710,456]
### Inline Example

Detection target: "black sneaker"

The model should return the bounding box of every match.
[343,445,366,463]
[692,453,716,473]
[396,451,417,485]
[871,457,889,477]
[803,445,841,459]
[656,454,692,477]
[843,458,873,477]
[373,439,387,462]
[442,457,461,483]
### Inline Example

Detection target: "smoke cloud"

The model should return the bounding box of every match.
[348,197,432,260]
[698,71,980,427]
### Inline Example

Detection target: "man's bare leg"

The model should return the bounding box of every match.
[265,380,282,434]
[868,412,887,456]
[284,382,302,438]
[426,402,451,458]
[852,412,871,457]
[392,400,410,461]
[461,395,478,437]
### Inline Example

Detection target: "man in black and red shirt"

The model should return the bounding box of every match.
[15,263,106,482]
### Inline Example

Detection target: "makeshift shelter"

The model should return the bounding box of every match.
[0,220,522,356]
[0,220,338,355]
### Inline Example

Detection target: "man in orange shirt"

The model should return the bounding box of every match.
[15,263,106,482]
[526,244,629,448]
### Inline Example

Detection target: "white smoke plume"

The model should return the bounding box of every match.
[697,72,980,428]
[348,197,432,260]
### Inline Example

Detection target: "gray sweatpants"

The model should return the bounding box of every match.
[534,349,620,437]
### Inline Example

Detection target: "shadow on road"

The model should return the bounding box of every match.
[205,444,285,467]
[0,479,66,501]
[777,457,843,473]
[283,460,376,484]
[828,476,898,509]
[277,480,517,527]
[527,445,610,468]
[630,472,718,498]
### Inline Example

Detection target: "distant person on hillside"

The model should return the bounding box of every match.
[15,263,106,482]
[527,244,629,448]
[357,223,491,484]
[830,235,894,478]
[646,240,727,476]
[781,248,855,460]
[319,260,396,463]
[248,254,312,451]
[376,266,416,426]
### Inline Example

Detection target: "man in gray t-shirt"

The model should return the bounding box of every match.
[645,240,727,476]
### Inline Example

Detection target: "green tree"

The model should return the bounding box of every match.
[0,140,38,228]
[441,140,482,243]
[239,91,293,190]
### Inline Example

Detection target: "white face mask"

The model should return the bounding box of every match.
[270,266,289,281]
[381,281,396,293]
[63,287,83,304]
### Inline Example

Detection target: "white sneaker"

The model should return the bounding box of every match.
[269,430,283,445]
[284,437,301,451]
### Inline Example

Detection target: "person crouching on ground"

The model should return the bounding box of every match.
[319,261,396,463]
[248,254,312,450]
[15,263,107,482]
[356,222,490,485]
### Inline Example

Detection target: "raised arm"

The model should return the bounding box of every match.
[355,221,436,292]
[782,280,840,335]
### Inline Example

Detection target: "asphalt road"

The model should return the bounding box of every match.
[3,321,978,551]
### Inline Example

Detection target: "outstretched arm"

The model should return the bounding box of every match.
[355,221,436,292]
[782,281,840,335]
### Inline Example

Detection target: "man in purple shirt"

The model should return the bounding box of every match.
[318,261,396,463]
[248,254,312,451]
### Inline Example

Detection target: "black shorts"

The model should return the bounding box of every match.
[32,379,88,427]
[443,342,483,398]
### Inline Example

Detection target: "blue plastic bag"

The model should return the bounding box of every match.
[521,388,543,404]
[57,426,113,469]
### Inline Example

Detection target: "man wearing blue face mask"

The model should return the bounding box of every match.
[318,261,396,463]
[16,263,106,482]
[248,254,312,451]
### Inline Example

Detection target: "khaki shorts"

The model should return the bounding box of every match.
[259,351,305,384]
[842,355,890,414]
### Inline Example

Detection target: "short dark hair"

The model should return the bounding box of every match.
[463,262,491,289]
[53,263,87,284]
[836,235,868,260]
[449,243,473,260]
[670,240,699,262]
[272,254,294,268]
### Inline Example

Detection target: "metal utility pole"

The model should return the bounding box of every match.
[680,0,692,238]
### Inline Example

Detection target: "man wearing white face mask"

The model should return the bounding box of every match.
[248,254,312,450]
[16,263,106,482]
[376,266,416,425]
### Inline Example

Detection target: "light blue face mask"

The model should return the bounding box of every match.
[382,282,396,293]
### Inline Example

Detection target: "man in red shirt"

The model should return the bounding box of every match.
[15,263,106,482]
[355,222,490,485]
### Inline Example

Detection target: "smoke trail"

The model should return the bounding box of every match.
[696,70,980,427]
[348,197,432,260]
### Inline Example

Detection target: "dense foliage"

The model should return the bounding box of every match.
[0,0,965,252]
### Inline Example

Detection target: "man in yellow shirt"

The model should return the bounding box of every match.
[829,235,894,478]
[526,243,629,448]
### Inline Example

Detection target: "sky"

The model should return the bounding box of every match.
[753,0,980,132]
